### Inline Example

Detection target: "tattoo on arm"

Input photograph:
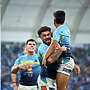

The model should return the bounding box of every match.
[48,48,62,62]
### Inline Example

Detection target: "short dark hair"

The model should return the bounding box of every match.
[53,10,65,24]
[25,39,36,45]
[38,26,51,37]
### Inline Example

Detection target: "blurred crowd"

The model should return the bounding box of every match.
[1,42,24,90]
[1,42,90,90]
[68,45,90,90]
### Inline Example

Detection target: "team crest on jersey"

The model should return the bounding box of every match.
[61,35,65,39]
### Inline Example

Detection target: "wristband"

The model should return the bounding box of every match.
[12,82,16,83]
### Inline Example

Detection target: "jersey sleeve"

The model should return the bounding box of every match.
[14,57,21,65]
[37,44,48,64]
[53,28,61,42]
[37,45,47,57]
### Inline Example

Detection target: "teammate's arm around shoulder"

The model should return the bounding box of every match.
[47,45,67,63]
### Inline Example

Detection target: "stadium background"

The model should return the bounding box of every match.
[1,0,90,90]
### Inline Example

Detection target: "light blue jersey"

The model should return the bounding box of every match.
[37,42,57,79]
[53,25,74,77]
[37,42,48,65]
[53,25,72,62]
[14,54,41,86]
[53,25,71,47]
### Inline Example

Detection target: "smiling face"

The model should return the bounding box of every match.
[26,41,36,52]
[40,31,51,46]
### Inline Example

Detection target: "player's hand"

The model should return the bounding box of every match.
[60,46,67,51]
[42,55,47,67]
[13,83,18,90]
[42,59,47,67]
[18,64,28,70]
[13,85,18,90]
[55,43,60,51]
[47,58,54,63]
[74,64,80,75]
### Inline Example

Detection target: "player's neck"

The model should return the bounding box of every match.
[56,24,63,28]
[27,51,34,56]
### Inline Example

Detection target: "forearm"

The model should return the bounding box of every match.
[48,48,62,60]
[11,73,17,87]
[44,43,55,60]
[47,45,67,63]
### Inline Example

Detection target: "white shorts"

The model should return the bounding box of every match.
[18,84,38,90]
[38,75,56,90]
[57,57,75,76]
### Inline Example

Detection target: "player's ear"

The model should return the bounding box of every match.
[39,34,42,38]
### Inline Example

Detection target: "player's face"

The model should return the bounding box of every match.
[26,41,36,52]
[40,31,51,45]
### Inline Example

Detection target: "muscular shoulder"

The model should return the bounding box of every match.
[38,43,48,54]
